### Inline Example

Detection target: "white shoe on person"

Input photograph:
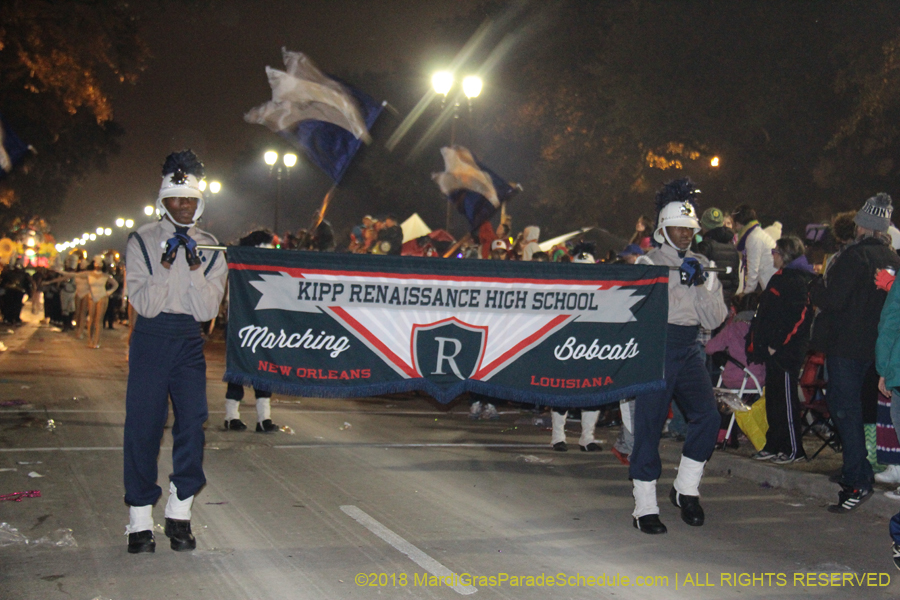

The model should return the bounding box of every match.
[875,464,900,484]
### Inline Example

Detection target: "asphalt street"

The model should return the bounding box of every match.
[0,312,897,599]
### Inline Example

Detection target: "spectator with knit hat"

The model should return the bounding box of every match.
[812,192,900,513]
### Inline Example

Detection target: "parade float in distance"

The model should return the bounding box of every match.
[0,219,58,268]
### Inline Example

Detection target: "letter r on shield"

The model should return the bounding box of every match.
[412,318,487,387]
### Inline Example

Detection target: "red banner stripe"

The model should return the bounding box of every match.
[328,306,418,378]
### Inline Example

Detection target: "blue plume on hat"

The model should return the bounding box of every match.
[654,177,701,214]
[161,150,205,179]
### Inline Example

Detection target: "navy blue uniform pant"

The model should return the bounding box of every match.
[124,322,208,506]
[629,325,720,482]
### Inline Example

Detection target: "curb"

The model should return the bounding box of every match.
[659,442,900,520]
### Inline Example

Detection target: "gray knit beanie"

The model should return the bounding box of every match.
[855,193,893,233]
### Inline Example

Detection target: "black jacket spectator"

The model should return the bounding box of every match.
[811,236,900,362]
[747,258,816,370]
[694,226,740,305]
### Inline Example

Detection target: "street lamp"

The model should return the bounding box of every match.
[125,219,134,228]
[143,205,154,216]
[209,181,221,194]
[116,218,125,227]
[264,151,297,234]
[462,75,482,100]
[432,71,453,97]
[432,71,484,229]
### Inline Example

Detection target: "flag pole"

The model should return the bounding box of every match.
[314,183,338,229]
[442,233,471,258]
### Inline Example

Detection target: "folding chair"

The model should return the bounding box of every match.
[798,351,841,459]
[712,352,764,450]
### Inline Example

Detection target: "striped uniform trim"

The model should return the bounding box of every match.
[127,232,152,275]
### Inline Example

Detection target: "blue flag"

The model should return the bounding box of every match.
[245,49,383,184]
[432,146,520,231]
[288,83,382,184]
[0,113,30,179]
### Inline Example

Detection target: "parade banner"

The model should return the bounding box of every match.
[225,248,669,407]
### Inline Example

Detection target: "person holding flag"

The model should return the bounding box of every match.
[629,178,728,534]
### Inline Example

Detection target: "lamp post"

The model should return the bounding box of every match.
[432,72,483,230]
[264,151,297,235]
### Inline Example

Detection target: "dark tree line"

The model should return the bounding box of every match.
[338,0,900,241]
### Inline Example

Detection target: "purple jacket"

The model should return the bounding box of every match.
[705,315,766,389]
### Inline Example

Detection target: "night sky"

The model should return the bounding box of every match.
[57,0,482,247]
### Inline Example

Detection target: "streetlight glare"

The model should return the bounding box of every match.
[283,153,297,168]
[711,156,720,167]
[89,233,97,241]
[462,75,483,99]
[104,228,112,236]
[198,180,207,192]
[96,227,104,235]
[264,150,278,166]
[116,218,125,227]
[144,205,154,216]
[432,71,453,96]
[209,181,222,194]
[125,219,134,228]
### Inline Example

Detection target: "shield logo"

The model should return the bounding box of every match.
[412,318,487,386]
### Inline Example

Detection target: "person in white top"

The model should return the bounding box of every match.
[731,205,777,295]
[73,258,91,339]
[76,256,118,348]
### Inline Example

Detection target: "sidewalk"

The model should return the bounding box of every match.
[658,436,900,519]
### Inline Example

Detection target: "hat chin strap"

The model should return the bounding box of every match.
[662,228,690,252]
[158,197,203,227]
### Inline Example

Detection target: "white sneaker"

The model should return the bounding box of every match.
[875,464,900,484]
[468,401,482,420]
[480,403,499,420]
[886,487,900,501]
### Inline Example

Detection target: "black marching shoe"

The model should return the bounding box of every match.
[256,419,278,433]
[580,442,602,452]
[670,487,705,526]
[633,514,667,534]
[164,518,196,551]
[127,530,155,554]
[552,441,568,452]
[224,419,248,431]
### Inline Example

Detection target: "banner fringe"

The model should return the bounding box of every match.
[223,371,664,407]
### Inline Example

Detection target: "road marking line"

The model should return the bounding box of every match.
[0,447,123,452]
[340,505,477,595]
[274,443,547,449]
